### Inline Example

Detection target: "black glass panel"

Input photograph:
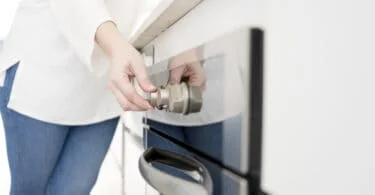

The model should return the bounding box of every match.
[146,114,242,169]
[145,53,248,174]
[145,129,248,195]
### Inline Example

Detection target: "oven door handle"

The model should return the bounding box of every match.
[139,147,213,195]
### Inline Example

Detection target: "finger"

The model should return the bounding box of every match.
[113,76,152,110]
[109,83,143,111]
[131,54,156,92]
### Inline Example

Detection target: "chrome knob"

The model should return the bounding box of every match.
[149,82,202,115]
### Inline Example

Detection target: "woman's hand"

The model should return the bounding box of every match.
[109,42,156,111]
[95,21,156,111]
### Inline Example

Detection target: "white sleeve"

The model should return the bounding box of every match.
[49,0,112,74]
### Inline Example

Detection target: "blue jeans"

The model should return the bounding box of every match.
[0,64,119,195]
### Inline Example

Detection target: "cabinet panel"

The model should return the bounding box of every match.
[148,0,264,63]
[144,129,248,195]
[123,129,147,195]
[146,184,159,195]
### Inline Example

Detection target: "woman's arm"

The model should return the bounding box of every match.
[48,0,155,111]
[49,0,110,73]
[95,21,155,111]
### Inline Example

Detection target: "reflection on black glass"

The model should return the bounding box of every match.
[168,48,206,91]
[148,48,207,115]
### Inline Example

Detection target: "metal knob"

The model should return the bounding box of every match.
[149,82,203,115]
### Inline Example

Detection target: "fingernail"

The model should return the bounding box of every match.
[144,102,151,109]
[146,103,153,109]
[149,86,157,91]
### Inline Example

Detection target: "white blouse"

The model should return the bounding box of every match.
[0,0,141,125]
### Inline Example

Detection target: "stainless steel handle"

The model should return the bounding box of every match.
[139,148,213,195]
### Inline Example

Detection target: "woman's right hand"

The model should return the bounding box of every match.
[96,21,156,111]
[108,42,156,111]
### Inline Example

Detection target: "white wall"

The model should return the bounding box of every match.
[262,0,375,194]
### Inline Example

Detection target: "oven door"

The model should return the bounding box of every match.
[138,27,264,195]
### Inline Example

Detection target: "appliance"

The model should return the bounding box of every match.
[139,27,267,195]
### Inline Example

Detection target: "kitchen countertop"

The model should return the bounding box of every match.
[129,0,203,49]
[129,0,174,43]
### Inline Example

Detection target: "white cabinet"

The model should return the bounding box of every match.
[146,184,159,195]
[148,0,264,63]
[123,129,147,195]
[122,109,159,195]
[122,126,160,195]
[143,0,375,194]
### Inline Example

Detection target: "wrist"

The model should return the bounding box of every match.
[110,40,133,59]
[96,21,131,58]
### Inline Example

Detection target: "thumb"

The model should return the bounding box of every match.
[136,76,156,93]
[132,55,156,92]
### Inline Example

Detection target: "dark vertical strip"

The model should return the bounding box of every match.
[249,28,264,195]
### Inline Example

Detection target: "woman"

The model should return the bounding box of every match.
[0,0,155,194]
